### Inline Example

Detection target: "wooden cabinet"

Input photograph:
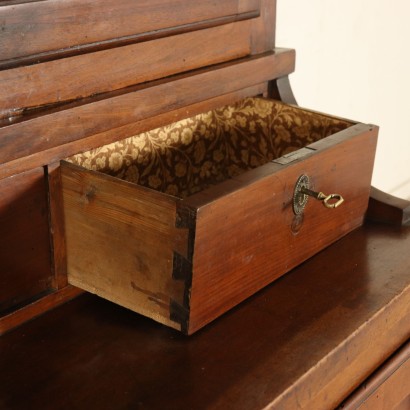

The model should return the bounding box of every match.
[0,0,408,408]
[0,0,280,334]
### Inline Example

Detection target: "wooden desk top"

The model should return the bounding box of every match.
[1,221,409,410]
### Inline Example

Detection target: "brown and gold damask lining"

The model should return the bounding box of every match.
[67,98,352,198]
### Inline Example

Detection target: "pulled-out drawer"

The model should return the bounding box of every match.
[59,98,378,334]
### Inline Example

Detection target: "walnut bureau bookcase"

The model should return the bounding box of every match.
[0,1,409,409]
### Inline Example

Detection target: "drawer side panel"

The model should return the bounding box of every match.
[60,161,189,330]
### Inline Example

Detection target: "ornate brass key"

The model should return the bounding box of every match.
[293,174,344,215]
[299,187,344,209]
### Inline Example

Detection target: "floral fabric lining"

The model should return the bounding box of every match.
[67,98,352,198]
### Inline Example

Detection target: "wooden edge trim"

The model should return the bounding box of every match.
[0,0,42,5]
[250,0,276,54]
[0,286,83,336]
[306,123,378,149]
[183,123,377,210]
[338,339,410,409]
[0,11,260,71]
[366,187,410,226]
[46,162,68,289]
[0,83,268,180]
[171,206,197,335]
[0,50,295,166]
[1,20,252,120]
[1,49,294,129]
[266,283,410,410]
[60,159,179,209]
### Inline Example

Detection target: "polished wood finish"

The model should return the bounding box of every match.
[0,0,260,63]
[340,341,410,410]
[187,123,377,333]
[0,21,252,120]
[0,167,52,314]
[0,164,82,335]
[0,0,404,409]
[0,0,285,333]
[0,0,406,405]
[0,49,295,166]
[60,114,377,334]
[46,163,68,289]
[0,83,267,180]
[0,222,409,409]
[367,187,410,226]
[357,364,409,410]
[250,0,275,53]
[0,285,82,336]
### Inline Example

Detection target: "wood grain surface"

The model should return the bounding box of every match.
[0,83,268,180]
[0,167,52,314]
[354,361,410,410]
[250,0,276,53]
[0,21,252,120]
[60,161,189,330]
[46,163,68,289]
[2,9,403,409]
[58,117,377,334]
[367,187,410,226]
[340,341,410,410]
[0,222,409,409]
[185,123,378,333]
[0,49,295,166]
[0,0,260,63]
[0,285,82,336]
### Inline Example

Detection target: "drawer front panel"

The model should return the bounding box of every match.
[0,0,260,63]
[0,21,252,122]
[188,124,377,333]
[0,50,295,168]
[355,359,410,410]
[339,341,410,410]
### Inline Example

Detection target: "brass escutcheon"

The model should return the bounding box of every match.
[292,174,344,215]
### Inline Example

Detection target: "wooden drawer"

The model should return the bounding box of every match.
[0,21,253,122]
[0,0,260,63]
[339,341,410,410]
[58,97,378,334]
